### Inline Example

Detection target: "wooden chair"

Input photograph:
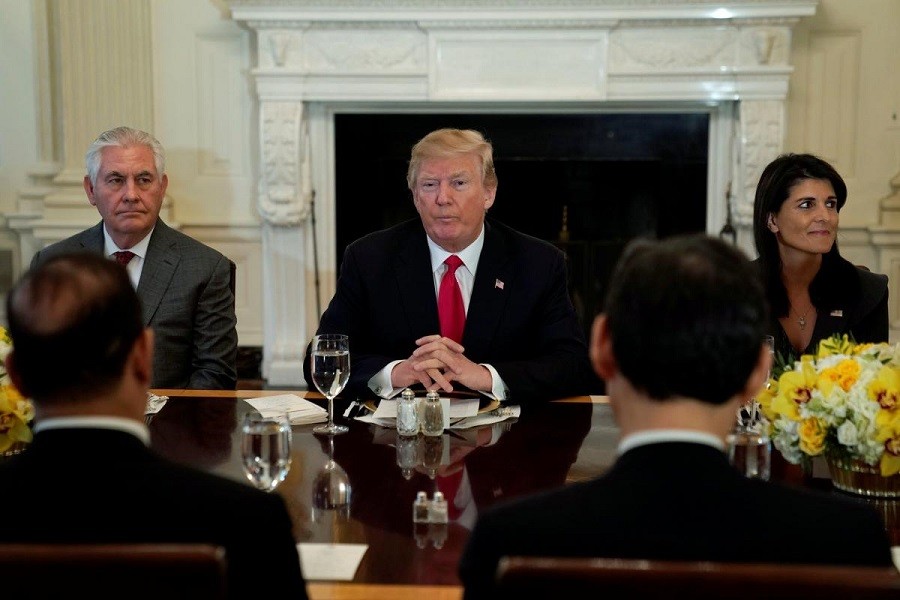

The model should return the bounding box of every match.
[0,543,227,599]
[495,556,900,600]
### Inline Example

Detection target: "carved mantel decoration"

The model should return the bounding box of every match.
[225,0,817,385]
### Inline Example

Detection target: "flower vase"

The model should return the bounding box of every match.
[826,455,900,498]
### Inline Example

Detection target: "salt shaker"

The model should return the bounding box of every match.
[421,391,444,436]
[397,387,419,436]
[429,491,449,524]
[413,490,430,523]
[395,432,419,480]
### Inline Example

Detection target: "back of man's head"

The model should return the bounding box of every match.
[6,252,144,402]
[604,234,768,405]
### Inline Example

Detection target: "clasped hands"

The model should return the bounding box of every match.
[391,334,492,394]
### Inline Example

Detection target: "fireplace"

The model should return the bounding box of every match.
[225,0,815,386]
[334,111,709,338]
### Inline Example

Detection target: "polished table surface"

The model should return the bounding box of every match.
[148,390,900,599]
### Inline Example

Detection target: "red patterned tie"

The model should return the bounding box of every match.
[113,251,136,266]
[438,255,465,343]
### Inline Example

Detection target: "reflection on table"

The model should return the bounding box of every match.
[148,390,900,594]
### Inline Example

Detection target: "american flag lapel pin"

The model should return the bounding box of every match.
[495,279,505,290]
[830,309,843,317]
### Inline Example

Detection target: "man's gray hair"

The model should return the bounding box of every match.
[85,126,166,185]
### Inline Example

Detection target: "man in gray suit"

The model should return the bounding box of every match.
[31,126,237,390]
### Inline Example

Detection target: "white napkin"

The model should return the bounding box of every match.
[244,394,327,425]
[145,392,168,415]
[297,543,367,581]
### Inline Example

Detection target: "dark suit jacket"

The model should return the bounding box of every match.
[459,442,893,600]
[32,220,238,389]
[304,218,601,403]
[0,428,307,600]
[800,265,889,346]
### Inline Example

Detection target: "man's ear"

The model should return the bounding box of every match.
[4,351,31,398]
[590,314,617,380]
[130,328,154,386]
[83,176,97,207]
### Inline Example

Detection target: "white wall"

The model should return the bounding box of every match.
[0,0,40,277]
[787,0,900,228]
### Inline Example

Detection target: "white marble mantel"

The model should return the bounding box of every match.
[224,0,816,385]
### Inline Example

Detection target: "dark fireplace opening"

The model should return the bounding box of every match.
[334,112,709,338]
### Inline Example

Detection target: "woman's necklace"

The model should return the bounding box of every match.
[790,303,815,330]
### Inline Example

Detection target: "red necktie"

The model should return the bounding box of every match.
[438,255,465,343]
[113,251,136,266]
[436,467,466,521]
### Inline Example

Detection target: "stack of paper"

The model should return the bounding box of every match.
[243,394,327,425]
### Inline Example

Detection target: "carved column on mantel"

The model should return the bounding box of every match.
[258,100,314,385]
[735,99,786,226]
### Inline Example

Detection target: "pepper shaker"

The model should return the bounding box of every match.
[421,391,444,436]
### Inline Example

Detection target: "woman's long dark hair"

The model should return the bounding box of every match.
[752,153,851,318]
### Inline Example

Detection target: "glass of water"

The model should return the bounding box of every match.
[241,411,293,492]
[311,333,350,435]
[727,425,771,481]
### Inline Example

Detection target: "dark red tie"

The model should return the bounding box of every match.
[438,255,465,343]
[113,251,136,266]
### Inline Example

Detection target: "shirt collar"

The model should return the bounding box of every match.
[34,415,151,446]
[426,224,485,275]
[618,429,725,455]
[103,224,154,259]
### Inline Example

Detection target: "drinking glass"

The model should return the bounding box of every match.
[727,425,771,481]
[241,411,292,492]
[741,335,776,428]
[312,436,352,523]
[310,333,350,435]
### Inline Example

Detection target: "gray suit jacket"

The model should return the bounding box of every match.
[32,220,238,389]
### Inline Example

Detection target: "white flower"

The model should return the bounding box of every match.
[836,420,858,446]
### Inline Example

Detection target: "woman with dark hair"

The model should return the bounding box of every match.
[753,153,888,364]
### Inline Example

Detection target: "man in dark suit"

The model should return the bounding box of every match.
[459,234,893,599]
[0,253,307,599]
[304,128,599,403]
[31,126,237,390]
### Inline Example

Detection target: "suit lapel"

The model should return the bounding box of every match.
[79,223,105,252]
[464,222,511,353]
[393,229,440,336]
[137,221,180,326]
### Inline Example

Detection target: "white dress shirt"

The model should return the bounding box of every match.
[618,429,725,456]
[103,225,154,289]
[34,415,151,446]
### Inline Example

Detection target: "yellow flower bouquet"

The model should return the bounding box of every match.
[0,326,33,454]
[757,334,900,495]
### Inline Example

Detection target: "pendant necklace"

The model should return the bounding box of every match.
[790,303,814,330]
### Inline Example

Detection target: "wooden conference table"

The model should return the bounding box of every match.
[148,390,900,600]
